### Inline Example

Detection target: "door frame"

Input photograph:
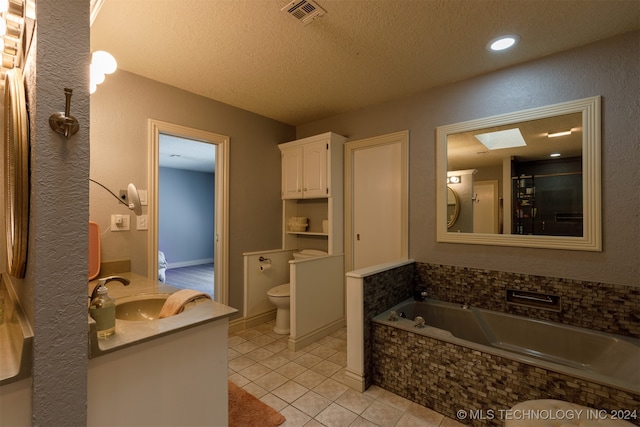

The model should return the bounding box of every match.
[344,130,409,273]
[148,119,230,304]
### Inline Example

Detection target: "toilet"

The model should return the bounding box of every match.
[267,283,291,335]
[267,250,327,335]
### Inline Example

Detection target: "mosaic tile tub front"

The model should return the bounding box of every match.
[361,262,640,426]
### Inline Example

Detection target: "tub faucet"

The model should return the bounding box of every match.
[90,276,131,301]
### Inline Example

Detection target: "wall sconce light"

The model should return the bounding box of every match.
[447,176,461,184]
[90,50,117,94]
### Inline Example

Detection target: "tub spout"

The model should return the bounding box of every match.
[89,276,131,301]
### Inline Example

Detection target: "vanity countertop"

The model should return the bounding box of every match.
[0,275,33,386]
[88,272,237,358]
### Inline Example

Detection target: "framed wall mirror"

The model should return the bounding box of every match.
[436,96,601,251]
[4,68,30,277]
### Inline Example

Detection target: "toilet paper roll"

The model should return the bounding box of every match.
[259,263,272,272]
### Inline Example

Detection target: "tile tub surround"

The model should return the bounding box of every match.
[360,262,416,389]
[415,263,640,339]
[372,323,640,427]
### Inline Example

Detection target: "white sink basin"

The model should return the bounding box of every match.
[115,293,171,321]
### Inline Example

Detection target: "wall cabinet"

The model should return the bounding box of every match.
[280,134,342,199]
[279,132,346,255]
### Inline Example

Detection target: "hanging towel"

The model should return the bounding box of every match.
[159,289,212,319]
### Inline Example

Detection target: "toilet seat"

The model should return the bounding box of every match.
[267,283,290,297]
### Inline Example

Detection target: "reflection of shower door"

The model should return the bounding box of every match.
[473,181,498,233]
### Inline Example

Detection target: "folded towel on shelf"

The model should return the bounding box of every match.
[159,289,212,319]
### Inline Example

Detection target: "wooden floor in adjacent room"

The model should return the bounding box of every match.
[164,263,214,297]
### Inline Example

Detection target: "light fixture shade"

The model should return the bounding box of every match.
[127,183,142,216]
[92,50,117,74]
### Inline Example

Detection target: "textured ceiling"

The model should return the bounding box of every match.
[91,0,640,126]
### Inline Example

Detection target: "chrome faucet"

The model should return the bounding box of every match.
[89,276,131,301]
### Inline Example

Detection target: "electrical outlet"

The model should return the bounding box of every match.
[110,214,130,231]
[136,214,148,230]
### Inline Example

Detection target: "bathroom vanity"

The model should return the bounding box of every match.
[87,273,237,426]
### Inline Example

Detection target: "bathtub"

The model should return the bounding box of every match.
[373,298,640,394]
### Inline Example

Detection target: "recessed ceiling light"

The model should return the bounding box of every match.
[550,153,561,158]
[488,35,519,52]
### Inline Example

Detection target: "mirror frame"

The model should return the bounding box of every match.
[436,96,601,251]
[3,68,30,277]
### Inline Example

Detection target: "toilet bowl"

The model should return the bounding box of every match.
[267,283,290,334]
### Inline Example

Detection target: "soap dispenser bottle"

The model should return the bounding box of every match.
[89,285,116,338]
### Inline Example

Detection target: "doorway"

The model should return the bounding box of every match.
[148,120,229,304]
[345,131,409,272]
[473,180,499,234]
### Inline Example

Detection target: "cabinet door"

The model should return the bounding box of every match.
[302,140,328,198]
[282,147,303,199]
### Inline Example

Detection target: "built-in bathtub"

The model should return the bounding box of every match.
[372,298,640,425]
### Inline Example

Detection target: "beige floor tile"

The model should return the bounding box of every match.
[313,378,349,401]
[239,362,271,381]
[295,352,323,368]
[273,380,309,403]
[277,361,308,379]
[227,335,246,347]
[326,350,347,366]
[314,402,359,427]
[246,346,275,362]
[260,392,289,412]
[308,345,338,359]
[293,369,327,389]
[259,353,291,370]
[406,402,445,425]
[228,355,255,372]
[376,387,413,412]
[334,388,375,415]
[309,359,342,377]
[349,416,378,427]
[440,416,467,427]
[250,334,277,347]
[292,391,332,417]
[228,372,250,387]
[228,325,454,427]
[232,340,260,354]
[263,339,289,353]
[361,400,403,426]
[395,412,440,427]
[241,381,268,398]
[254,371,289,391]
[279,405,312,427]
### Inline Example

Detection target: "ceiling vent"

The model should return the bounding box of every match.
[281,0,326,25]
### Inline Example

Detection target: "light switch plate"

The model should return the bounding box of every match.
[136,214,148,230]
[138,190,148,206]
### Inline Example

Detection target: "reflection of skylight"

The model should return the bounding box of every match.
[474,128,527,150]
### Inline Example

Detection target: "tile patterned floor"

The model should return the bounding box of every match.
[228,321,466,427]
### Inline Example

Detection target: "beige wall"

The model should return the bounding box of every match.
[90,70,294,313]
[298,31,640,287]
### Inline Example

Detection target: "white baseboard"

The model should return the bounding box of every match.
[228,310,277,335]
[344,368,366,392]
[288,317,345,352]
[166,258,214,269]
